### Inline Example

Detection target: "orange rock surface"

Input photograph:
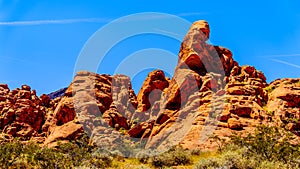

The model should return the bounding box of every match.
[0,20,299,150]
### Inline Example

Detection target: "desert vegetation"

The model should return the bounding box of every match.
[195,125,300,169]
[0,125,299,169]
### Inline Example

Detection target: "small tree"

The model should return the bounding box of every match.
[231,125,300,163]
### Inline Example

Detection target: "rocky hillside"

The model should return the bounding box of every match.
[0,20,299,151]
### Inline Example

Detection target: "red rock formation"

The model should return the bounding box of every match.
[0,20,299,151]
[0,84,46,140]
[43,71,138,147]
[145,20,270,150]
[43,120,83,147]
[132,70,170,122]
[266,78,300,135]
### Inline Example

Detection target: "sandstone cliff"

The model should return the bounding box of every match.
[0,20,299,151]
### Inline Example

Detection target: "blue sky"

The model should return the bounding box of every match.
[0,0,299,95]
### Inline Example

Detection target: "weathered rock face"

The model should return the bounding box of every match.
[227,118,243,130]
[0,20,299,151]
[103,106,129,130]
[42,71,139,147]
[111,74,138,121]
[0,84,48,140]
[43,120,83,147]
[177,20,236,77]
[136,70,169,112]
[144,20,281,150]
[145,20,240,150]
[266,78,300,135]
[0,72,138,147]
[131,70,170,122]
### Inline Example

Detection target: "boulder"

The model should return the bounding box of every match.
[44,121,83,148]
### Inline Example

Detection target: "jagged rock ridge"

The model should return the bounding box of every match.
[0,20,299,150]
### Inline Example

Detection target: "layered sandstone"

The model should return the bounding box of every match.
[0,20,299,151]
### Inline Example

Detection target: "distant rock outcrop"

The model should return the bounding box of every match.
[0,20,299,151]
[47,87,68,100]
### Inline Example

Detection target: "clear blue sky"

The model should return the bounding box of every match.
[0,0,299,95]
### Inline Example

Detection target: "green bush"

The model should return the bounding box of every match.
[257,161,290,169]
[33,146,73,168]
[231,125,300,163]
[195,145,253,169]
[56,141,92,167]
[81,152,112,169]
[151,146,191,167]
[0,139,74,168]
[194,145,295,169]
[194,157,223,169]
[1,125,299,169]
[0,139,23,168]
[0,135,113,169]
[195,125,300,169]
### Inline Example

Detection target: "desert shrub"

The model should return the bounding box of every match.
[151,153,173,167]
[112,138,148,158]
[194,145,251,169]
[151,146,191,167]
[190,148,202,156]
[81,152,112,169]
[195,125,300,169]
[132,165,152,169]
[231,125,300,163]
[257,160,290,169]
[194,146,263,169]
[195,149,299,169]
[173,148,192,165]
[0,139,24,168]
[194,157,223,169]
[136,151,151,164]
[0,139,74,168]
[220,147,259,169]
[0,134,113,169]
[56,141,92,167]
[33,146,73,168]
